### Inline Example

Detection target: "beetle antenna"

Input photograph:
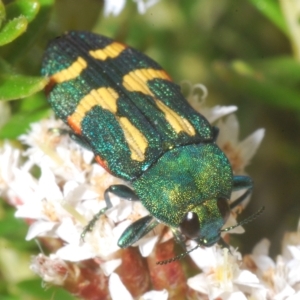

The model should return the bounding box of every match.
[156,243,200,265]
[221,206,265,233]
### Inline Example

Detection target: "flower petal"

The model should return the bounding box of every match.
[109,273,133,300]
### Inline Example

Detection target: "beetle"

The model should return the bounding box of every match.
[41,31,257,263]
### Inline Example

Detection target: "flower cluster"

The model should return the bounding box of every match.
[0,83,272,300]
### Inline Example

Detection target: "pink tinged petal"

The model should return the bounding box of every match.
[109,273,133,300]
[100,259,122,276]
[141,289,169,300]
[26,220,57,240]
[239,128,265,166]
[138,235,160,257]
[30,254,69,285]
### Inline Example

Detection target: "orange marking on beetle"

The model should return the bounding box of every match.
[67,87,119,133]
[67,115,82,135]
[95,155,111,173]
[44,77,57,96]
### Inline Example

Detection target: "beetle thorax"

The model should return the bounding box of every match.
[133,143,233,228]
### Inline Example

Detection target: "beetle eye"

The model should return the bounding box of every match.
[217,198,230,223]
[179,211,200,239]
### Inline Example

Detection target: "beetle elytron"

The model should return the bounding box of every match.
[41,31,255,263]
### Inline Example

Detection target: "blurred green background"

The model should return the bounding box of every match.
[1,0,300,299]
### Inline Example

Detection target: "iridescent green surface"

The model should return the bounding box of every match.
[133,143,232,239]
[41,31,213,181]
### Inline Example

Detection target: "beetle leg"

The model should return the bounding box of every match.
[118,215,159,248]
[81,184,139,240]
[230,175,253,209]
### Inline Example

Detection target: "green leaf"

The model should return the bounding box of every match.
[0,74,48,101]
[250,56,300,87]
[2,0,54,63]
[0,109,49,139]
[18,279,77,300]
[6,0,40,23]
[0,1,5,28]
[214,60,300,111]
[0,16,27,46]
[247,0,288,35]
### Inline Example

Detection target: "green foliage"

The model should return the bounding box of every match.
[1,0,300,299]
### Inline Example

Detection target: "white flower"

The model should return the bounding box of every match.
[13,118,163,267]
[30,253,70,286]
[103,0,160,16]
[183,81,238,123]
[247,238,300,300]
[109,273,168,300]
[216,114,265,174]
[0,141,21,201]
[19,117,94,183]
[188,243,265,300]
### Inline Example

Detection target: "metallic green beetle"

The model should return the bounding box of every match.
[41,31,255,263]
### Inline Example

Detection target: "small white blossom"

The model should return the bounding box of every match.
[188,243,266,300]
[104,0,160,16]
[1,86,266,299]
[109,273,168,300]
[183,81,238,123]
[216,114,265,174]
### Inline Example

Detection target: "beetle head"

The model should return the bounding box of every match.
[179,197,231,246]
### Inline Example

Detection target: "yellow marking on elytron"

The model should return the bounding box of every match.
[123,68,171,96]
[68,87,119,130]
[67,87,148,161]
[51,57,87,83]
[155,100,196,136]
[118,117,148,162]
[122,68,195,136]
[89,42,126,60]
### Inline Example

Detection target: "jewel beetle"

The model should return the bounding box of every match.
[41,31,258,263]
